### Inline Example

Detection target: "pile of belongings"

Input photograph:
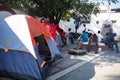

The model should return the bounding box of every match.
[68,48,86,55]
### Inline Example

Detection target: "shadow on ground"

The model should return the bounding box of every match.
[56,62,95,80]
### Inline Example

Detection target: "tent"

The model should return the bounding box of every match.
[0,14,60,79]
[0,5,16,15]
[40,22,65,50]
[0,5,16,21]
[34,22,61,59]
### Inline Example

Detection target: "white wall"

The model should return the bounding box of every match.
[59,12,120,37]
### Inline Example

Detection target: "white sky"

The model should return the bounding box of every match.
[88,0,120,9]
[110,1,120,9]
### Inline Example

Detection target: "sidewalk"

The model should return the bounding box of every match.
[46,44,105,80]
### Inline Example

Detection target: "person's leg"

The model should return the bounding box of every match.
[115,42,119,52]
[95,43,98,53]
[110,44,114,50]
[69,37,72,44]
[71,37,74,44]
[78,42,83,49]
[87,42,90,52]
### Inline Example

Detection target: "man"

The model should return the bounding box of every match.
[68,28,74,44]
[105,29,119,53]
[77,30,88,49]
[81,31,89,42]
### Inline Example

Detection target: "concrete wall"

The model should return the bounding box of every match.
[59,12,120,38]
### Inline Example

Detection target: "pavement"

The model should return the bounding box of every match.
[55,50,120,80]
[46,43,107,80]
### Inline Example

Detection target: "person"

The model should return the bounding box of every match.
[83,24,86,30]
[67,28,74,44]
[79,30,89,42]
[97,30,103,42]
[87,33,98,53]
[77,30,88,49]
[83,24,90,32]
[104,29,119,52]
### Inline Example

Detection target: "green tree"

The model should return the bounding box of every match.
[0,0,118,24]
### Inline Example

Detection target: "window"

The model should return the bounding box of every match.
[111,20,117,23]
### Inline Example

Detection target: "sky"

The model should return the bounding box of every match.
[110,1,120,9]
[88,0,120,9]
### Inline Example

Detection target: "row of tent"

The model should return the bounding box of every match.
[0,14,64,80]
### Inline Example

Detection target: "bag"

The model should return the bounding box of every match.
[98,47,102,52]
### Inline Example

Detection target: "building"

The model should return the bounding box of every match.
[59,5,120,39]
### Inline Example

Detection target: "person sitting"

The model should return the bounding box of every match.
[77,30,88,49]
[104,29,119,52]
[78,30,89,42]
[87,33,98,53]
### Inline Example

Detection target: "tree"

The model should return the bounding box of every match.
[30,0,98,24]
[0,0,118,24]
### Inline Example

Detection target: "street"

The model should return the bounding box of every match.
[56,51,120,80]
